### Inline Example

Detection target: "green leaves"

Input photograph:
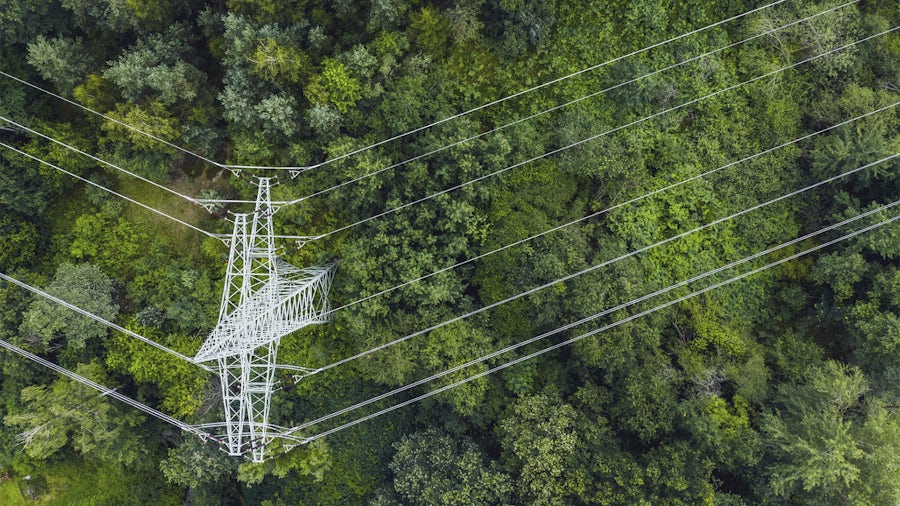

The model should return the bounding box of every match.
[26,36,92,96]
[160,437,237,489]
[390,428,511,506]
[104,25,205,106]
[305,58,363,113]
[105,324,208,418]
[249,38,309,83]
[19,263,118,353]
[498,394,587,505]
[759,361,900,503]
[4,363,145,465]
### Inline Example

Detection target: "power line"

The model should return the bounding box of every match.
[312,152,900,373]
[0,114,265,208]
[285,199,899,435]
[328,102,899,315]
[301,26,899,239]
[0,70,226,169]
[281,1,857,198]
[285,208,900,445]
[230,0,789,171]
[0,141,219,239]
[0,114,203,206]
[0,2,785,172]
[0,271,213,372]
[0,141,313,243]
[0,338,218,443]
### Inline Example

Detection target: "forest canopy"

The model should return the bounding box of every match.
[0,0,899,504]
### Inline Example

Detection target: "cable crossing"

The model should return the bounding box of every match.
[327,102,899,315]
[279,203,900,446]
[0,1,784,172]
[296,26,899,240]
[311,152,900,373]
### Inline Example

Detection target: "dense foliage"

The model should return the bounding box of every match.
[1,0,898,504]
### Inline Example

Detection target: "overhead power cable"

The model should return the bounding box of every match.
[0,2,784,172]
[0,71,226,169]
[299,26,898,238]
[0,272,213,372]
[0,141,219,238]
[0,142,311,243]
[328,102,899,315]
[0,114,210,206]
[284,199,899,436]
[230,0,788,171]
[312,152,900,373]
[0,115,286,209]
[282,1,857,198]
[282,206,900,446]
[0,338,218,443]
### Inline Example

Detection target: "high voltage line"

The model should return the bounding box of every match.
[0,114,289,209]
[0,142,319,243]
[326,103,899,315]
[310,152,900,374]
[0,140,220,239]
[0,7,873,251]
[0,272,213,372]
[0,114,234,208]
[233,0,790,172]
[278,208,900,449]
[298,26,898,240]
[3,177,896,452]
[0,7,879,249]
[0,338,220,444]
[279,1,857,200]
[0,1,842,218]
[0,0,786,172]
[0,4,893,459]
[276,200,900,435]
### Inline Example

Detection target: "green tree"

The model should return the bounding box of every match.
[389,428,511,505]
[0,0,66,44]
[105,324,209,418]
[26,36,92,95]
[760,361,900,504]
[248,38,308,83]
[0,215,37,270]
[497,393,587,505]
[4,362,145,465]
[61,0,138,33]
[160,437,238,489]
[103,25,206,105]
[19,263,118,352]
[305,58,363,113]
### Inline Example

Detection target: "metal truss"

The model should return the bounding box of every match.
[194,178,334,462]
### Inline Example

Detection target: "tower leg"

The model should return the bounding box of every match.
[218,355,246,456]
[243,337,280,462]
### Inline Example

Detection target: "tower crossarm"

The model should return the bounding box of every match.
[194,262,335,363]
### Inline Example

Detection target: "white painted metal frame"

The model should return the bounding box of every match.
[194,178,334,461]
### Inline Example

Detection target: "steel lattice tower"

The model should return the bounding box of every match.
[194,178,334,462]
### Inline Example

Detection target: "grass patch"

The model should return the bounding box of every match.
[0,479,26,506]
[117,176,220,259]
[11,460,182,506]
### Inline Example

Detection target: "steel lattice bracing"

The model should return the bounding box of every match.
[195,178,334,461]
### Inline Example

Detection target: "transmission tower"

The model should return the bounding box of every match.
[194,178,335,462]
